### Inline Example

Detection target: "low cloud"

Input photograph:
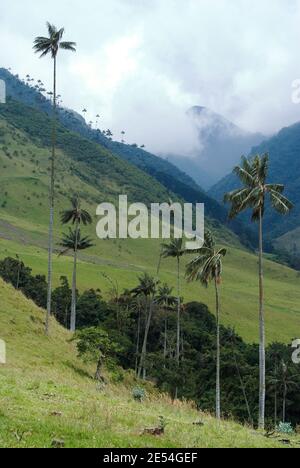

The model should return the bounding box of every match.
[1,0,300,156]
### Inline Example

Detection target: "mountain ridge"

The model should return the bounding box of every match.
[164,105,264,189]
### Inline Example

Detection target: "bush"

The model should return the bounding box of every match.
[277,422,294,435]
[132,387,146,402]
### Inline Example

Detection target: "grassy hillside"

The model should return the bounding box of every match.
[0,277,296,448]
[0,93,299,344]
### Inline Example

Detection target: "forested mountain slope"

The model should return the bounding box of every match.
[209,122,300,248]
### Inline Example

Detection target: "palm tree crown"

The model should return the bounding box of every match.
[161,238,185,261]
[156,284,177,309]
[131,273,159,299]
[33,23,76,58]
[224,154,293,221]
[61,195,93,226]
[60,228,94,255]
[186,231,227,285]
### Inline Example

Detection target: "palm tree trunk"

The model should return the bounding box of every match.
[138,297,153,379]
[95,354,105,384]
[176,257,180,365]
[45,55,57,335]
[283,383,287,423]
[174,257,181,400]
[16,261,21,290]
[274,362,278,429]
[135,307,141,376]
[258,209,266,429]
[164,318,167,364]
[70,221,79,332]
[274,389,278,428]
[233,354,253,427]
[215,278,221,421]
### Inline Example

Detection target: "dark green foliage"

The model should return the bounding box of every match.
[0,257,47,308]
[51,276,72,327]
[76,289,110,328]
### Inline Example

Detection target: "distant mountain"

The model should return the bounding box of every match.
[165,106,264,189]
[209,121,300,249]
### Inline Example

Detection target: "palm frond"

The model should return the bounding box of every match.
[47,22,57,37]
[233,157,255,187]
[60,41,77,52]
[59,228,94,252]
[265,184,284,194]
[269,190,293,215]
[258,153,269,184]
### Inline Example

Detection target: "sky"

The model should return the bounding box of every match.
[1,0,300,156]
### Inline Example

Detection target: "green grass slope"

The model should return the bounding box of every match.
[0,235,300,344]
[0,278,295,448]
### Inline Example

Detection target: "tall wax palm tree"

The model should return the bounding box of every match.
[161,239,186,367]
[156,284,177,362]
[34,23,76,334]
[186,230,226,420]
[224,154,293,429]
[59,228,93,331]
[131,273,159,379]
[61,196,92,332]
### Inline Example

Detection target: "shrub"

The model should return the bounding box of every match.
[132,387,146,402]
[277,422,294,435]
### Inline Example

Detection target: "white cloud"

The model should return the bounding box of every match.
[1,0,300,155]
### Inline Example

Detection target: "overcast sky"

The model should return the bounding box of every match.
[1,0,300,155]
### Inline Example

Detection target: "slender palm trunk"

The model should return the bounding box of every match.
[274,362,278,429]
[16,261,21,290]
[138,297,153,379]
[135,307,141,376]
[163,317,167,362]
[215,278,221,420]
[46,55,57,335]
[95,354,105,384]
[283,383,287,423]
[176,257,180,365]
[233,354,253,427]
[70,221,79,332]
[274,388,278,428]
[258,209,266,429]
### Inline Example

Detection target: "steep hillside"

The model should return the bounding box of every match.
[0,68,254,246]
[209,122,300,249]
[0,99,244,250]
[0,278,294,448]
